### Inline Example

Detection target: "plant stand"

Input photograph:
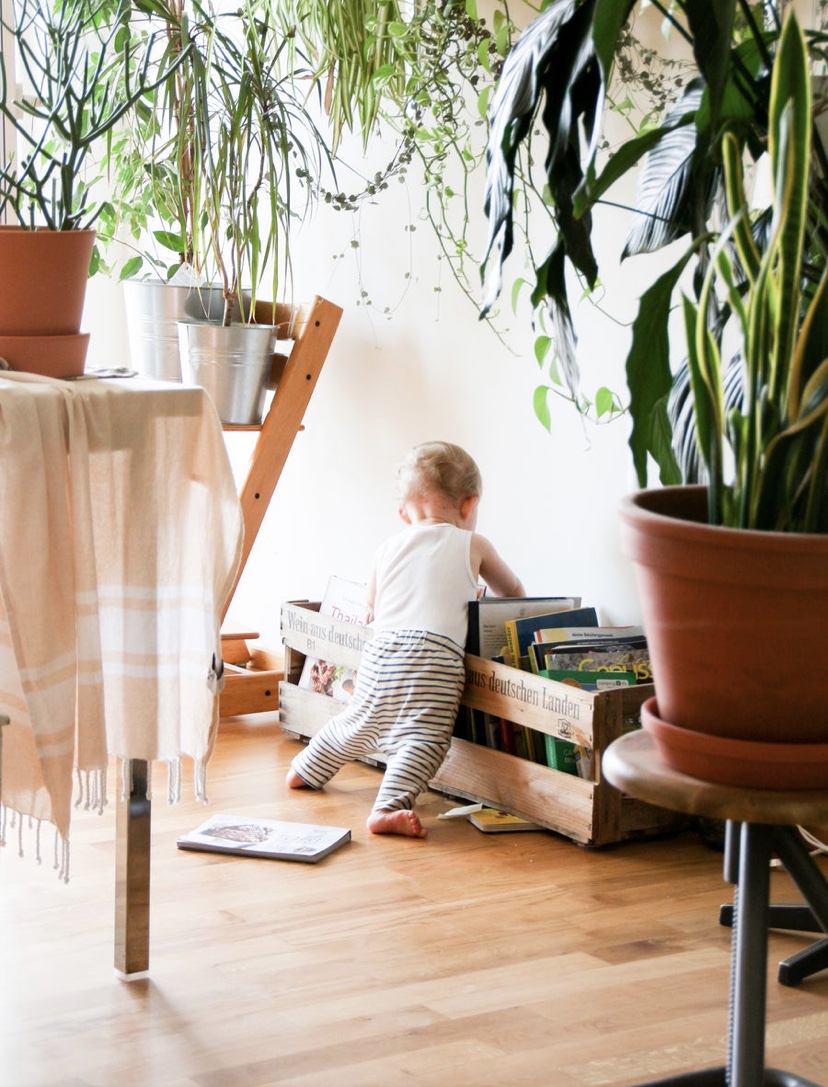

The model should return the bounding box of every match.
[218,296,343,718]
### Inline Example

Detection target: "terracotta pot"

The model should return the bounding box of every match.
[619,486,828,788]
[0,333,90,379]
[0,227,96,335]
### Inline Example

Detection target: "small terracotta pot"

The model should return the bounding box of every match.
[0,227,96,335]
[619,486,828,788]
[0,332,90,379]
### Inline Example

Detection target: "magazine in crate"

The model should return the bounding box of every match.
[298,575,367,702]
[177,813,351,863]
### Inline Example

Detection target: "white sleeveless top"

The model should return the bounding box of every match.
[371,523,477,648]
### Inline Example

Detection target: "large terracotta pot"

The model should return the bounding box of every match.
[619,485,828,789]
[0,227,95,335]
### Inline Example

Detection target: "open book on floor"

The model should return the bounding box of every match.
[177,814,351,863]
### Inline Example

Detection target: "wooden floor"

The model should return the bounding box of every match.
[2,715,828,1087]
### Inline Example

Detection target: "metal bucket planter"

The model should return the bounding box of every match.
[177,320,279,425]
[123,282,247,382]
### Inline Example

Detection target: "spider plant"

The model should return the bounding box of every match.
[99,0,331,323]
[683,12,828,532]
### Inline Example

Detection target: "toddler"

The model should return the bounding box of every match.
[286,441,524,837]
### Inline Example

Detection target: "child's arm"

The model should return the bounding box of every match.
[471,534,525,597]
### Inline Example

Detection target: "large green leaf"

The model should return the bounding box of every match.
[683,0,736,131]
[626,250,693,485]
[482,0,589,311]
[622,81,707,258]
[790,266,828,412]
[766,11,811,406]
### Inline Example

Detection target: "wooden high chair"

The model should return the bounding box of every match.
[217,296,343,718]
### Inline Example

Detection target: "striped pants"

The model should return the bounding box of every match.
[291,630,465,813]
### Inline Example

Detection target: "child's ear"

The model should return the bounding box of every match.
[398,504,412,524]
[460,495,478,520]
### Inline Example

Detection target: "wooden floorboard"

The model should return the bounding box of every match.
[2,714,827,1087]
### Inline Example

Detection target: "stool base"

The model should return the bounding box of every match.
[638,1070,819,1087]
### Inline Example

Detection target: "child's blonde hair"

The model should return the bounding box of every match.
[396,441,482,503]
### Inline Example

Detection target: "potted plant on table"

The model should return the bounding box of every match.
[0,0,182,377]
[481,2,828,788]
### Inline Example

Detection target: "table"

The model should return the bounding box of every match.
[0,371,243,976]
[603,729,828,1087]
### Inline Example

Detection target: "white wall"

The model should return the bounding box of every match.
[84,184,647,652]
[82,2,694,649]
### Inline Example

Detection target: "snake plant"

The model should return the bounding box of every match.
[682,13,828,532]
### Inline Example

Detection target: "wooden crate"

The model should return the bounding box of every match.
[278,600,682,847]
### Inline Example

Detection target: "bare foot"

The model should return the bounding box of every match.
[367,809,427,838]
[286,768,312,789]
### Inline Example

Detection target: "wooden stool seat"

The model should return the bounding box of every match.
[603,730,828,825]
[602,730,828,1087]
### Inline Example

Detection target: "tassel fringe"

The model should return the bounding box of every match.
[3,755,209,882]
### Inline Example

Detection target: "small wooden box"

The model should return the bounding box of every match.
[278,600,681,847]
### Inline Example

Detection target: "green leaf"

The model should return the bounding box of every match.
[766,11,811,404]
[620,83,707,259]
[594,385,618,418]
[648,396,682,485]
[591,0,636,89]
[534,335,552,369]
[683,0,736,131]
[482,0,601,313]
[790,266,828,411]
[510,276,528,312]
[576,119,671,218]
[683,291,724,522]
[626,251,694,486]
[118,255,144,280]
[477,85,492,121]
[533,385,553,431]
[153,229,185,252]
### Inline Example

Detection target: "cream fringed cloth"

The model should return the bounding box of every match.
[0,372,244,877]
